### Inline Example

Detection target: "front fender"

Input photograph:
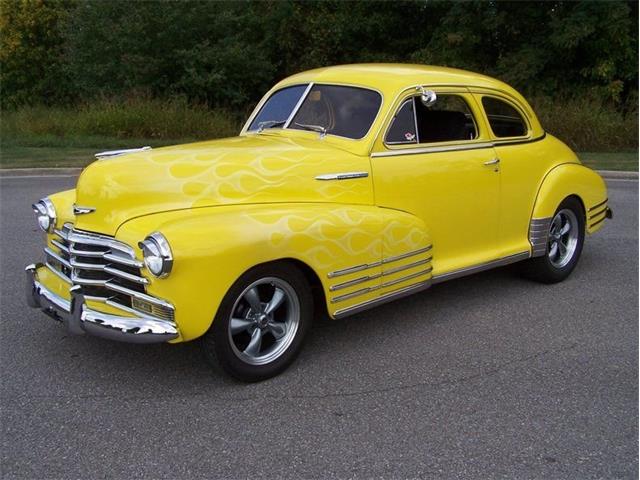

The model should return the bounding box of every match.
[116,203,432,341]
[531,163,608,234]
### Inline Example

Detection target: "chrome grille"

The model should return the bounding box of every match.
[44,223,174,321]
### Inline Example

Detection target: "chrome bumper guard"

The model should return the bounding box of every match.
[25,263,179,343]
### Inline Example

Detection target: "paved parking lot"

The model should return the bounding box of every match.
[1,175,637,479]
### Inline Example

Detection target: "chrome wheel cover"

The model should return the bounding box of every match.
[548,209,579,269]
[228,277,300,366]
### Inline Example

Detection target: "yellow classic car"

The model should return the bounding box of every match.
[26,64,611,381]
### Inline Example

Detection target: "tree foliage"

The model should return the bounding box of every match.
[0,0,637,110]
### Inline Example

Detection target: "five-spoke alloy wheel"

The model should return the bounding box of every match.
[522,196,585,284]
[202,263,312,382]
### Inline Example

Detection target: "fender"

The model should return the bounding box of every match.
[531,163,608,238]
[116,204,432,340]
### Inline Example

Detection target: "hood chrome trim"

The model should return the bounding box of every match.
[94,146,152,159]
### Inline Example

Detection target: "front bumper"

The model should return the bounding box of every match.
[25,263,179,343]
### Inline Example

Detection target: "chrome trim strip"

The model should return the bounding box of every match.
[328,261,382,279]
[327,245,433,279]
[94,146,151,159]
[44,247,71,269]
[68,230,136,256]
[103,252,144,268]
[69,247,104,257]
[382,245,432,264]
[529,217,552,257]
[329,257,433,292]
[588,198,608,212]
[103,266,149,285]
[371,142,493,158]
[331,267,433,303]
[45,262,72,284]
[432,251,530,284]
[381,268,432,289]
[315,172,369,181]
[51,239,70,254]
[382,257,432,276]
[283,82,314,128]
[105,282,175,311]
[330,273,381,292]
[70,259,104,271]
[333,280,432,319]
[331,286,376,304]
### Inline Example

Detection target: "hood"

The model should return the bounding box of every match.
[73,134,373,235]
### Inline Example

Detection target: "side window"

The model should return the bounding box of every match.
[415,95,477,143]
[482,96,528,138]
[385,94,478,145]
[385,99,417,144]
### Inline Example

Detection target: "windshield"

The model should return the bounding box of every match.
[247,84,382,140]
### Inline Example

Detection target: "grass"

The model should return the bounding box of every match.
[0,97,637,170]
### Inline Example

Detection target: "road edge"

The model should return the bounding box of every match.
[0,167,637,179]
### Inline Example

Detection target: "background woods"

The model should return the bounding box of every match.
[0,0,637,161]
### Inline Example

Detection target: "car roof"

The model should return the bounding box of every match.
[276,63,519,97]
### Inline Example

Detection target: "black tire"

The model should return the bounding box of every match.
[202,262,313,382]
[521,196,585,284]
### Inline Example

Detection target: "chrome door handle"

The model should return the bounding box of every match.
[484,158,500,166]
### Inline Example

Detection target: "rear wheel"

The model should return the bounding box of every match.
[202,263,313,382]
[522,197,585,284]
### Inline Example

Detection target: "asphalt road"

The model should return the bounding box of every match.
[1,175,637,479]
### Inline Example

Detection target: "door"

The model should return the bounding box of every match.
[371,89,501,276]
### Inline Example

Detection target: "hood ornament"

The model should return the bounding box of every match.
[73,205,96,215]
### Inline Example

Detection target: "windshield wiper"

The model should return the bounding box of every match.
[294,122,327,138]
[257,120,286,132]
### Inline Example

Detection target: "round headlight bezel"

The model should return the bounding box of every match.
[139,232,173,278]
[32,198,57,233]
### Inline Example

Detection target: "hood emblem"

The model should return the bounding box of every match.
[73,205,96,215]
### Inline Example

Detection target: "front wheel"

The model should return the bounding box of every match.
[202,263,313,382]
[522,197,585,284]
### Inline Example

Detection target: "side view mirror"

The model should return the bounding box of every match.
[417,87,437,107]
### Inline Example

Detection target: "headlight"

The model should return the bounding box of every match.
[138,232,173,278]
[32,198,56,233]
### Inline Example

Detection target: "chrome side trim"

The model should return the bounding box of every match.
[327,245,432,278]
[432,252,530,284]
[331,268,432,303]
[329,257,433,292]
[371,142,493,158]
[529,217,552,257]
[382,257,432,276]
[380,267,433,289]
[588,198,608,212]
[315,172,369,181]
[94,146,151,159]
[333,280,432,319]
[330,273,381,292]
[382,246,432,264]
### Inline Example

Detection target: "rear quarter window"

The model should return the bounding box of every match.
[482,97,528,138]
